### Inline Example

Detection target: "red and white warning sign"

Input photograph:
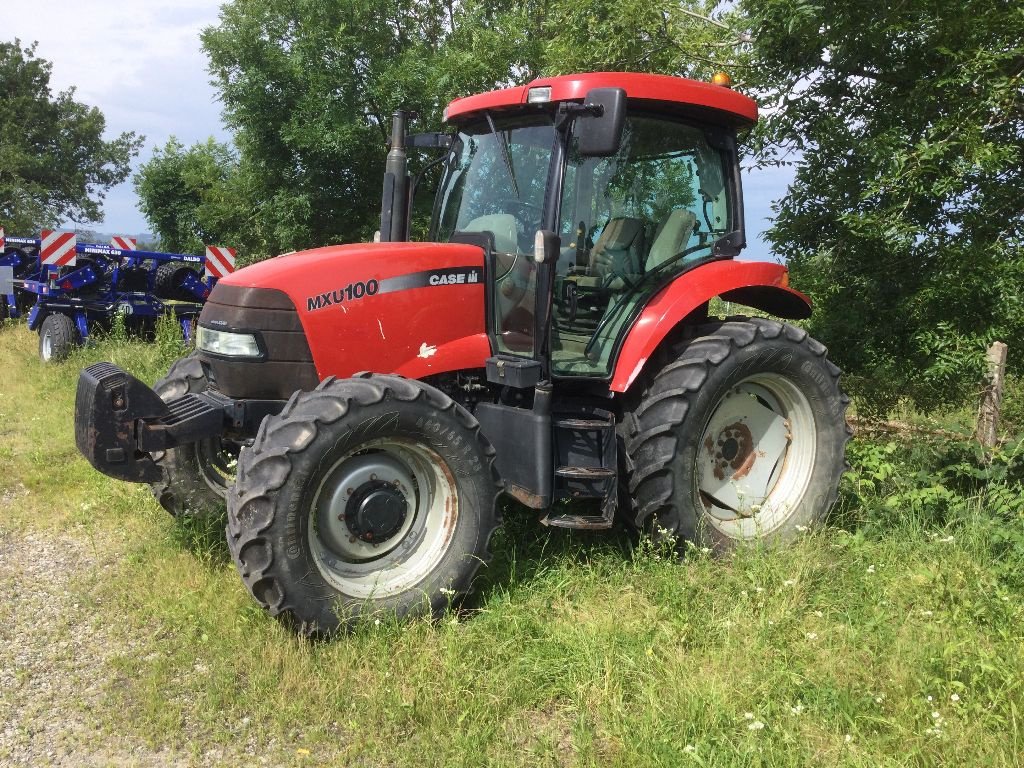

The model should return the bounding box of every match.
[0,227,5,251]
[40,230,77,267]
[205,245,236,278]
[110,235,137,251]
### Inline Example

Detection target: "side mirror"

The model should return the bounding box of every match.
[575,88,626,157]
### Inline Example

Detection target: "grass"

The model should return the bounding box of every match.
[1,319,1023,766]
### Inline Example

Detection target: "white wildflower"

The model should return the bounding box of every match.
[747,721,765,731]
[684,745,696,754]
[795,524,808,532]
[866,565,876,574]
[950,693,960,703]
[806,632,818,640]
[844,734,853,743]
[743,712,754,720]
[790,703,805,715]
[783,579,796,587]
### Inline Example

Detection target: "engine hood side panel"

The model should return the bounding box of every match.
[218,242,491,381]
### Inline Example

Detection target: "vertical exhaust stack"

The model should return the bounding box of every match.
[380,110,411,243]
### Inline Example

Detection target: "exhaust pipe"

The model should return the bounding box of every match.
[380,110,411,242]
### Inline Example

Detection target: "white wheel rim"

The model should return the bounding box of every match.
[41,331,52,360]
[696,373,817,539]
[308,438,458,599]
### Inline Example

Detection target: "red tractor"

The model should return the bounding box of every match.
[75,72,848,634]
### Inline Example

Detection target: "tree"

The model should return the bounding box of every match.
[134,137,253,257]
[198,0,737,256]
[739,0,1024,411]
[0,40,142,233]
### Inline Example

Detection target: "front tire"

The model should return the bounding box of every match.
[227,374,500,635]
[38,314,79,362]
[622,318,849,550]
[150,356,238,517]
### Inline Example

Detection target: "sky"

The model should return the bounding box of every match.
[6,0,791,260]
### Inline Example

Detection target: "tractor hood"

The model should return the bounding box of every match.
[202,241,491,389]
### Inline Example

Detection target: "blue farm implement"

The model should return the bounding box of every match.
[0,229,236,361]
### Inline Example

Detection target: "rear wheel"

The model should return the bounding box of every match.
[150,355,239,517]
[227,374,500,635]
[622,318,849,550]
[38,314,79,362]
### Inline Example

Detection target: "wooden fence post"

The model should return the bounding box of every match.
[976,341,1008,448]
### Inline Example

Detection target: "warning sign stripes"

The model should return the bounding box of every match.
[0,227,5,251]
[40,230,77,267]
[110,236,137,251]
[205,246,236,278]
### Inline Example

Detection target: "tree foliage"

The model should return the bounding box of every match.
[740,0,1024,411]
[133,138,251,256]
[0,40,142,233]
[186,0,735,257]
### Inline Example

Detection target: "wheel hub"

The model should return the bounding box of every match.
[345,482,408,543]
[315,452,416,562]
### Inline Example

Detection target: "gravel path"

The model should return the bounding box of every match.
[0,520,197,767]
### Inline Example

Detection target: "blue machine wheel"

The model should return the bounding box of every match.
[39,314,79,363]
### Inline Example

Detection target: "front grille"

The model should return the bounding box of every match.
[198,284,319,399]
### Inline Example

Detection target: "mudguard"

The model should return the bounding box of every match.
[609,260,811,392]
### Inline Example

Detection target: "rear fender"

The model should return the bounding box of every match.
[609,260,811,392]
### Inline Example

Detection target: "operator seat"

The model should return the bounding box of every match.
[588,216,645,288]
[646,209,697,271]
[462,214,519,255]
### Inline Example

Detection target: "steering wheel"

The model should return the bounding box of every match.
[492,199,543,249]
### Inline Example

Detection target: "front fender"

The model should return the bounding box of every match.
[609,260,811,392]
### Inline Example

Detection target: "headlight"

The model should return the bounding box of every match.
[197,326,261,358]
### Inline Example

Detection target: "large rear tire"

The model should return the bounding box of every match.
[227,374,501,635]
[150,356,239,517]
[621,318,849,550]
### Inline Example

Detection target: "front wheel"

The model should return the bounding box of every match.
[227,374,500,635]
[150,356,239,517]
[622,318,849,550]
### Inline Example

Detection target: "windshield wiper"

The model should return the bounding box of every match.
[485,111,520,199]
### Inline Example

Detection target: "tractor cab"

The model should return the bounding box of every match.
[413,73,752,379]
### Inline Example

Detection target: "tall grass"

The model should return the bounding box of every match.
[1,320,1022,766]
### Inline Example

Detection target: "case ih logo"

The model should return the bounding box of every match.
[205,246,237,278]
[40,230,77,267]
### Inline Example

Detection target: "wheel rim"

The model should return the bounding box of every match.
[696,373,817,539]
[197,438,239,496]
[308,438,458,599]
[41,331,52,361]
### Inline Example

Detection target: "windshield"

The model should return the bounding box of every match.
[435,114,556,356]
[435,114,555,255]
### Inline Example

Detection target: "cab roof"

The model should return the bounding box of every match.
[444,72,757,127]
